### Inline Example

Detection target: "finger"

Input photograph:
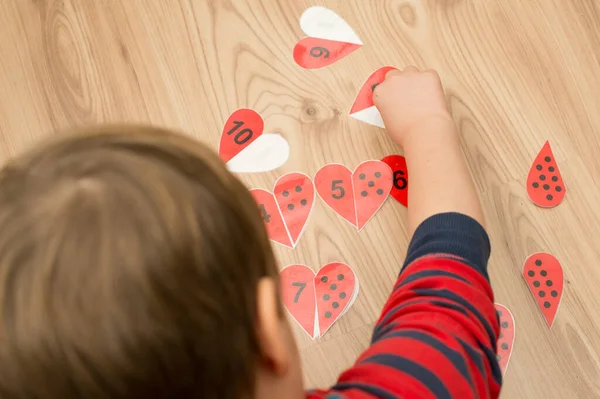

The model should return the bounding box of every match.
[402,65,419,73]
[385,69,402,80]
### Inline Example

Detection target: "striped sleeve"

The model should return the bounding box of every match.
[306,213,501,399]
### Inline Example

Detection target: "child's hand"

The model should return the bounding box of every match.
[374,66,453,147]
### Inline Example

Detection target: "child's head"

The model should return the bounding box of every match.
[0,126,303,399]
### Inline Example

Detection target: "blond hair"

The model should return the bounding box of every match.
[0,125,277,398]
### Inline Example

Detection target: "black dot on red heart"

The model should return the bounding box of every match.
[497,310,503,317]
[532,182,539,188]
[375,172,382,178]
[540,175,546,181]
[325,311,332,318]
[552,176,558,182]
[536,164,542,171]
[533,281,540,287]
[368,181,375,187]
[544,301,551,308]
[536,260,542,266]
[555,186,562,192]
[330,284,337,290]
[332,302,339,309]
[283,190,289,197]
[497,354,502,361]
[321,276,328,283]
[377,189,384,195]
[502,322,509,328]
[301,199,307,206]
[323,294,330,301]
[337,274,344,281]
[546,280,553,287]
[295,185,302,193]
[499,332,504,339]
[549,166,555,172]
[546,194,553,201]
[501,343,509,350]
[543,184,550,190]
[288,204,294,211]
[541,270,547,277]
[359,173,366,180]
[361,190,368,197]
[339,292,347,299]
[545,156,551,162]
[539,290,546,297]
[528,270,535,277]
[551,290,558,297]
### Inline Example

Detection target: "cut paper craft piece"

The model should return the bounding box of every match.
[219,108,289,173]
[315,161,393,230]
[526,141,566,208]
[349,66,397,128]
[293,37,361,70]
[280,262,359,339]
[522,253,564,327]
[251,173,315,248]
[495,303,515,376]
[300,6,363,45]
[381,155,409,207]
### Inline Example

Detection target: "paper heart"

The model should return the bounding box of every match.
[218,109,289,173]
[526,141,566,208]
[251,173,315,248]
[495,303,515,376]
[314,161,392,230]
[522,253,564,327]
[381,155,409,207]
[280,262,358,339]
[349,66,397,128]
[293,7,362,70]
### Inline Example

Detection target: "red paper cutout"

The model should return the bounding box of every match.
[522,252,564,327]
[495,303,515,376]
[526,141,566,208]
[293,37,361,69]
[251,173,314,248]
[350,66,397,115]
[280,262,358,338]
[218,109,264,163]
[381,155,409,207]
[280,265,317,337]
[315,161,392,230]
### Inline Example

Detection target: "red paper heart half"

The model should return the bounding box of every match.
[315,161,392,230]
[381,154,409,207]
[251,173,315,249]
[522,252,564,327]
[293,37,361,69]
[349,66,398,128]
[526,141,566,207]
[280,262,358,339]
[495,303,515,376]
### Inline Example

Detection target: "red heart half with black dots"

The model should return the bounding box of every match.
[495,303,515,376]
[522,253,564,327]
[280,262,359,339]
[526,141,566,207]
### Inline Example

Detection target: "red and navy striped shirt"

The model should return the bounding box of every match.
[306,212,501,399]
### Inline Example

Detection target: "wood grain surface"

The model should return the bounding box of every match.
[1,0,600,397]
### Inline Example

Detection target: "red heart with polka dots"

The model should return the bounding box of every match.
[522,253,564,327]
[280,262,358,339]
[251,173,315,248]
[314,161,393,230]
[494,303,515,376]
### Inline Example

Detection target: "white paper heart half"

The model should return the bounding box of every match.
[349,106,385,128]
[300,6,363,45]
[226,134,289,173]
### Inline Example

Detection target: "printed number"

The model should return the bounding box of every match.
[393,170,407,190]
[259,204,271,223]
[292,282,306,303]
[331,180,345,199]
[226,120,253,145]
[309,46,330,58]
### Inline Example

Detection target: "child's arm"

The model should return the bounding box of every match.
[306,67,500,399]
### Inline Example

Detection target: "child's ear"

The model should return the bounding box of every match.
[255,277,290,376]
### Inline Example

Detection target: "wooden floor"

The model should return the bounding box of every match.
[2,0,600,397]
